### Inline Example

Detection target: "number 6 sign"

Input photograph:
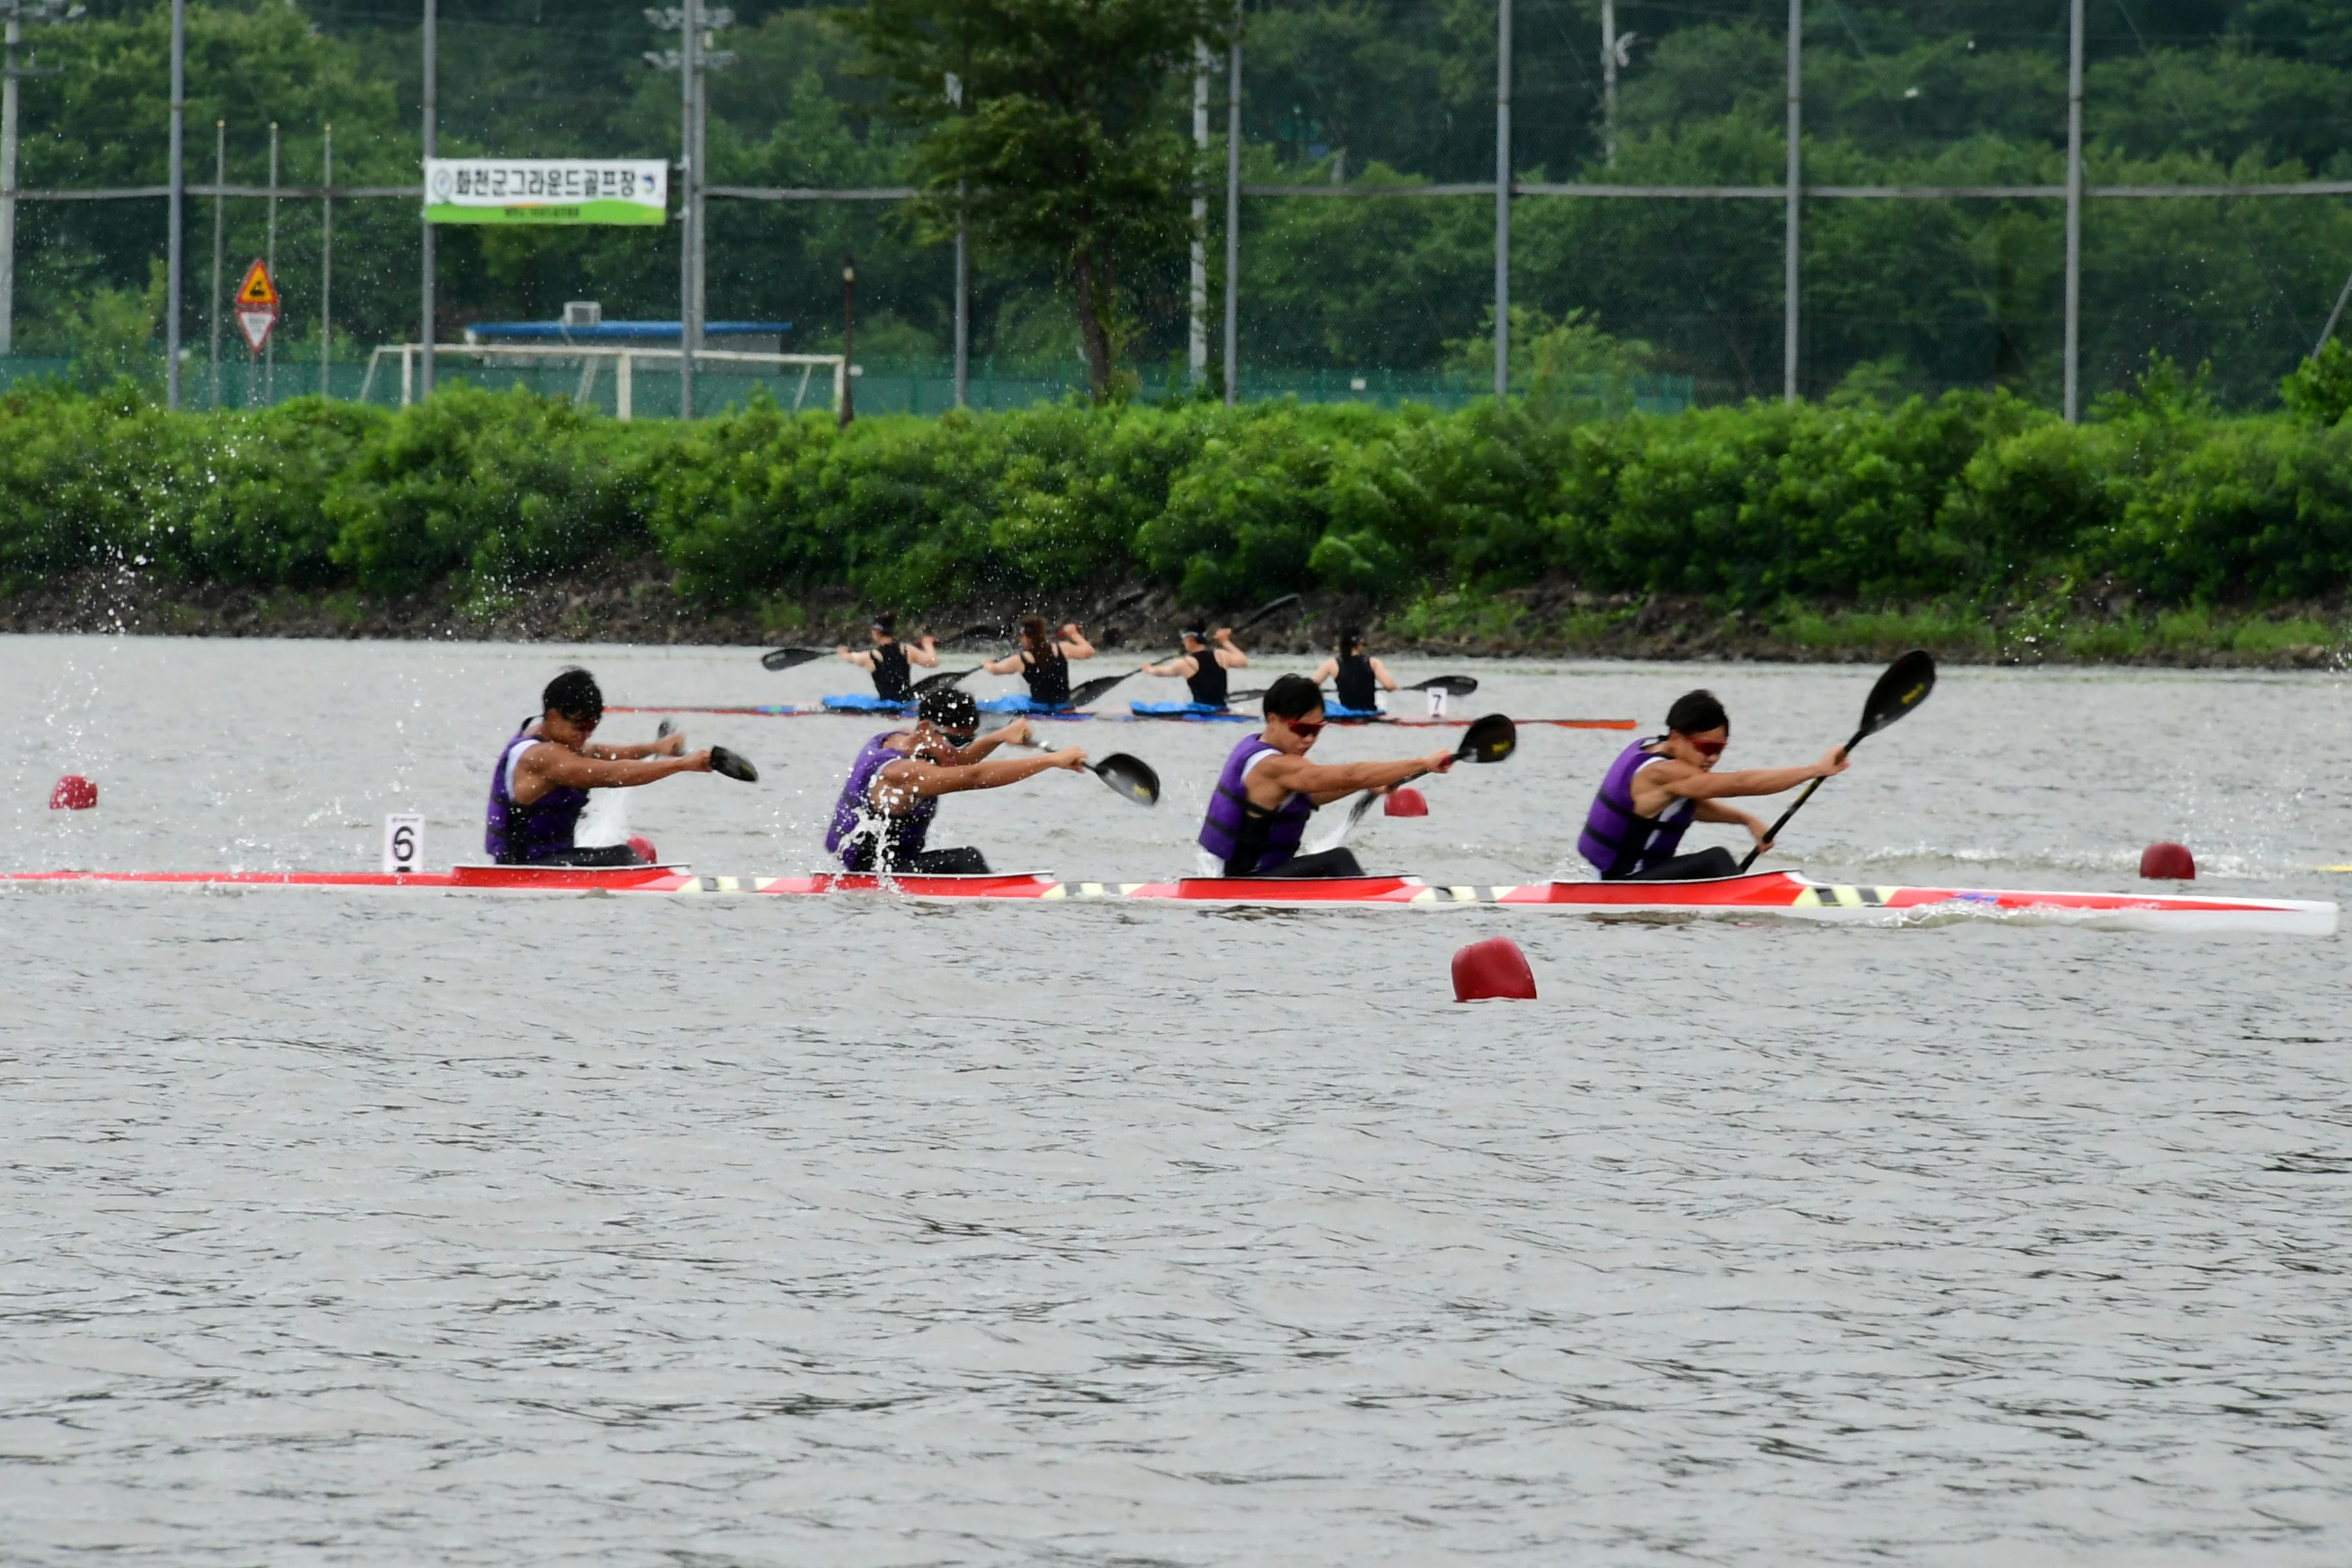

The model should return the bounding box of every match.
[383,813,426,875]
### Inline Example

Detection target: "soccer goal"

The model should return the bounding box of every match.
[357,344,848,420]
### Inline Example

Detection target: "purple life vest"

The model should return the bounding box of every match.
[1578,738,1698,879]
[826,729,937,868]
[484,728,589,865]
[1197,735,1313,874]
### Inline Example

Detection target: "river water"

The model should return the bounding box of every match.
[4,635,2350,1564]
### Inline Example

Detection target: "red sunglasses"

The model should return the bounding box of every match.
[1288,719,1328,738]
[1691,738,1726,757]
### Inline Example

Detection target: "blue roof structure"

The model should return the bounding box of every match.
[465,320,792,343]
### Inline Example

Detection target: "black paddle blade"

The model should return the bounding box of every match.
[1063,670,1137,709]
[1454,713,1517,763]
[656,718,676,740]
[1093,752,1160,807]
[1855,650,1936,743]
[1410,674,1480,696]
[1234,591,1302,633]
[912,666,977,694]
[760,647,822,672]
[709,745,759,783]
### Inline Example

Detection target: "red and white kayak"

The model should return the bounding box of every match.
[605,703,1636,730]
[2,865,2331,933]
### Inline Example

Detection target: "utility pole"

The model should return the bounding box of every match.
[1493,0,1511,399]
[1,1,81,358]
[648,4,731,419]
[320,122,331,397]
[1601,0,1631,168]
[1223,35,1239,406]
[1190,42,1208,386]
[839,254,854,427]
[166,0,184,409]
[2063,0,2084,422]
[208,119,221,409]
[950,68,967,407]
[1783,0,1801,404]
[420,0,436,398]
[264,120,277,404]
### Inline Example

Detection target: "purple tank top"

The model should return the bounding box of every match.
[827,730,937,864]
[484,729,589,865]
[1197,735,1313,874]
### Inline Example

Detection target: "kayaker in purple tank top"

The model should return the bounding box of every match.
[485,667,723,867]
[1576,688,1851,881]
[825,686,1090,875]
[1195,674,1458,879]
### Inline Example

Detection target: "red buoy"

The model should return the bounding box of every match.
[48,775,97,811]
[2139,841,2196,880]
[1384,785,1429,818]
[1451,936,1536,1002]
[628,835,659,865]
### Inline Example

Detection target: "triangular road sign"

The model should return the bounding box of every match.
[235,257,279,309]
[236,309,277,353]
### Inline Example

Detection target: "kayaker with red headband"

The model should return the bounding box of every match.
[487,666,716,867]
[835,611,938,703]
[1578,689,1849,881]
[827,687,1087,875]
[1195,674,1455,879]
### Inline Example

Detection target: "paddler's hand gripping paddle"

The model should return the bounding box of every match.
[1328,712,1517,844]
[663,719,759,783]
[1735,649,1934,872]
[1002,732,1161,806]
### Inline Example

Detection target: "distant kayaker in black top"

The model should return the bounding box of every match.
[836,612,939,702]
[1144,626,1249,707]
[1309,628,1399,712]
[983,615,1095,709]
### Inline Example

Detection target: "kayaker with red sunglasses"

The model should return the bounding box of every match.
[1578,689,1849,881]
[1195,674,1456,879]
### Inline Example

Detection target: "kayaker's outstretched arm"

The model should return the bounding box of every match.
[524,747,714,792]
[946,719,1034,763]
[1259,749,1455,807]
[878,749,1086,801]
[980,651,1026,675]
[1141,653,1197,678]
[585,731,688,762]
[836,645,876,670]
[1694,797,1773,850]
[1636,749,1846,815]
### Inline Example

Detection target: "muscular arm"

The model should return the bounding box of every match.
[952,720,1032,763]
[1056,626,1096,660]
[906,637,941,668]
[1141,654,1199,678]
[837,647,876,671]
[981,652,1026,675]
[515,743,710,801]
[1629,753,1845,817]
[1369,657,1399,691]
[1251,750,1449,808]
[1308,658,1338,683]
[871,750,1078,807]
[1214,634,1248,669]
[584,733,687,762]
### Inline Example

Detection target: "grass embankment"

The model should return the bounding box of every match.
[6,353,2352,665]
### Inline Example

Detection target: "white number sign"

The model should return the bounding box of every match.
[383,813,426,875]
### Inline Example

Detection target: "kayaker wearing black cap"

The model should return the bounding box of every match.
[825,687,1087,874]
[1144,625,1248,708]
[982,615,1095,709]
[485,666,718,867]
[1578,689,1850,881]
[836,611,939,703]
[1195,674,1455,879]
[1309,628,1398,713]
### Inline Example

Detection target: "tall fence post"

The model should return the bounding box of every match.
[320,122,331,397]
[2063,0,2084,422]
[1190,43,1208,386]
[1783,0,1800,403]
[208,119,222,409]
[954,199,968,407]
[264,120,277,404]
[677,0,697,420]
[420,0,435,398]
[166,0,184,409]
[1493,0,1511,399]
[1,14,19,355]
[1223,34,1240,406]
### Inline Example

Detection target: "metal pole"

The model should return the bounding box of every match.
[691,0,706,381]
[208,120,222,409]
[264,121,277,404]
[320,122,332,397]
[1190,44,1208,385]
[1600,0,1618,168]
[1782,0,1800,403]
[420,0,435,398]
[839,253,854,427]
[2063,0,2084,422]
[954,201,968,407]
[1493,0,1511,399]
[167,0,184,409]
[1,15,19,357]
[2313,266,2352,360]
[677,0,696,420]
[1223,35,1239,406]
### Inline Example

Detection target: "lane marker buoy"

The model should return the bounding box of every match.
[49,776,97,811]
[1384,786,1429,818]
[1452,936,1536,1002]
[2139,841,2195,880]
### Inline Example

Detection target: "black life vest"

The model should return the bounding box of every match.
[871,640,912,701]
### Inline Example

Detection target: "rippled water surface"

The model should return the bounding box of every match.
[5,636,2351,1564]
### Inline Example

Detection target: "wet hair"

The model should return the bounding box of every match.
[542,666,603,727]
[1666,689,1729,736]
[1337,627,1364,656]
[917,686,979,736]
[871,611,896,636]
[1019,614,1050,655]
[1264,673,1326,721]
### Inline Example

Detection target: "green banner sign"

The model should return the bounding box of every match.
[424,159,667,226]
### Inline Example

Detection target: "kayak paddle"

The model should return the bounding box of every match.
[1736,649,1936,872]
[1330,712,1518,841]
[1004,732,1160,805]
[1227,672,1480,705]
[760,646,824,672]
[912,665,978,694]
[710,745,760,783]
[1063,592,1305,710]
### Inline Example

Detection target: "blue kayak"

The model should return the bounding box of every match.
[1129,701,1255,721]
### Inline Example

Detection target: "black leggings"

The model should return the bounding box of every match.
[1616,846,1743,882]
[1231,847,1365,879]
[522,843,647,868]
[841,842,993,876]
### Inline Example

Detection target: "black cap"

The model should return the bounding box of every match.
[917,686,979,736]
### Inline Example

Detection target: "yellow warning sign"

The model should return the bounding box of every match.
[235,258,279,310]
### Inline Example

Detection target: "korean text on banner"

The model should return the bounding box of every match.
[424,159,669,226]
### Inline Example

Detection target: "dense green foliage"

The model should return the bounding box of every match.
[13,366,2352,622]
[24,1,2352,409]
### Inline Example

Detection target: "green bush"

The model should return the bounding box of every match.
[7,380,2352,618]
